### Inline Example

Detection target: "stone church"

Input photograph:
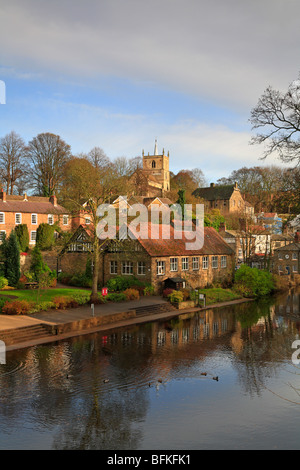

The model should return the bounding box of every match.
[129,140,170,197]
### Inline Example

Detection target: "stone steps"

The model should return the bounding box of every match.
[131,302,177,317]
[0,323,54,346]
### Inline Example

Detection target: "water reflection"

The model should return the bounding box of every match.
[0,290,300,450]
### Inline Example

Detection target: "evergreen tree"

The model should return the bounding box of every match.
[15,224,29,252]
[5,231,20,286]
[36,223,55,250]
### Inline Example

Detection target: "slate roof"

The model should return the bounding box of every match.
[273,242,300,252]
[193,184,237,201]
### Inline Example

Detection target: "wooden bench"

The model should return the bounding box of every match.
[25,282,38,289]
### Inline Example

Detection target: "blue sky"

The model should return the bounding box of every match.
[0,0,299,183]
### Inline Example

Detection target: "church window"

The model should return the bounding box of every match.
[152,160,156,168]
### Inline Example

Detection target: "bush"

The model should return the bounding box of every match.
[234,265,274,298]
[69,273,92,288]
[106,276,146,292]
[168,290,184,303]
[70,292,91,305]
[123,288,140,300]
[106,292,127,302]
[4,231,20,287]
[2,300,33,315]
[36,223,55,250]
[53,296,70,309]
[144,285,155,296]
[163,288,174,298]
[0,276,8,289]
[180,288,190,301]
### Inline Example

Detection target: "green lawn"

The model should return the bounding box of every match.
[0,287,91,303]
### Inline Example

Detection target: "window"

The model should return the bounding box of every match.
[293,265,298,273]
[212,256,218,269]
[182,257,189,271]
[137,261,146,275]
[170,257,178,272]
[292,252,298,260]
[192,257,199,270]
[0,213,4,224]
[202,256,208,269]
[0,230,5,242]
[15,213,21,224]
[221,255,227,268]
[110,261,118,275]
[278,253,283,260]
[31,214,37,225]
[278,265,283,272]
[48,214,54,225]
[63,215,69,225]
[156,260,165,275]
[122,261,133,275]
[30,231,37,242]
[152,160,156,168]
[85,217,91,225]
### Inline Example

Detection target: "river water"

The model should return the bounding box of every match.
[0,289,300,450]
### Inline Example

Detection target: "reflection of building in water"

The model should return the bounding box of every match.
[275,290,300,316]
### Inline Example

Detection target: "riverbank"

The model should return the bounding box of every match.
[0,295,254,352]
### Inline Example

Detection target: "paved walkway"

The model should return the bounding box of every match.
[0,296,169,331]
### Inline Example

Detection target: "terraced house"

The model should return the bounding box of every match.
[103,224,235,293]
[0,190,70,244]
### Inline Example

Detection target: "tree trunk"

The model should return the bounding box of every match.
[90,238,100,304]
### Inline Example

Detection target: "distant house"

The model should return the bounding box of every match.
[103,224,235,293]
[256,212,282,234]
[193,182,245,215]
[288,214,300,233]
[0,190,70,245]
[271,233,300,276]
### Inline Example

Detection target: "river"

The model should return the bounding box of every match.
[0,289,299,450]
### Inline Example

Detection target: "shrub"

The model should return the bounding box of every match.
[70,292,91,305]
[180,288,190,301]
[106,276,145,292]
[144,285,155,296]
[163,288,174,298]
[36,223,55,250]
[2,300,33,315]
[53,296,70,309]
[234,265,274,298]
[0,276,8,289]
[123,288,140,301]
[168,290,184,303]
[69,273,92,288]
[106,292,127,302]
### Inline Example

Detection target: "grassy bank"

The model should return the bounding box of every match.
[196,287,242,305]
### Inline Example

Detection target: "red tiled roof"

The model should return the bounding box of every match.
[127,223,234,257]
[0,196,67,214]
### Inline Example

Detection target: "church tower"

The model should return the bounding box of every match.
[142,139,170,193]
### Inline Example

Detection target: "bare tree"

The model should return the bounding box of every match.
[88,146,111,170]
[0,131,27,194]
[250,75,300,165]
[26,132,72,196]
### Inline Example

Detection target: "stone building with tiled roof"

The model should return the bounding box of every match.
[0,190,70,245]
[103,224,235,293]
[193,182,246,215]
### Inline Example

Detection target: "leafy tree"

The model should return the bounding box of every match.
[15,224,29,252]
[26,132,71,196]
[234,265,274,298]
[250,74,300,165]
[36,223,55,250]
[0,131,27,194]
[4,231,20,286]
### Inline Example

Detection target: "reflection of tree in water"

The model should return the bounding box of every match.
[232,298,300,400]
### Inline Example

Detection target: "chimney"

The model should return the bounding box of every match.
[210,182,215,187]
[0,189,6,202]
[219,222,226,232]
[23,193,28,201]
[49,194,57,207]
[295,231,300,243]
